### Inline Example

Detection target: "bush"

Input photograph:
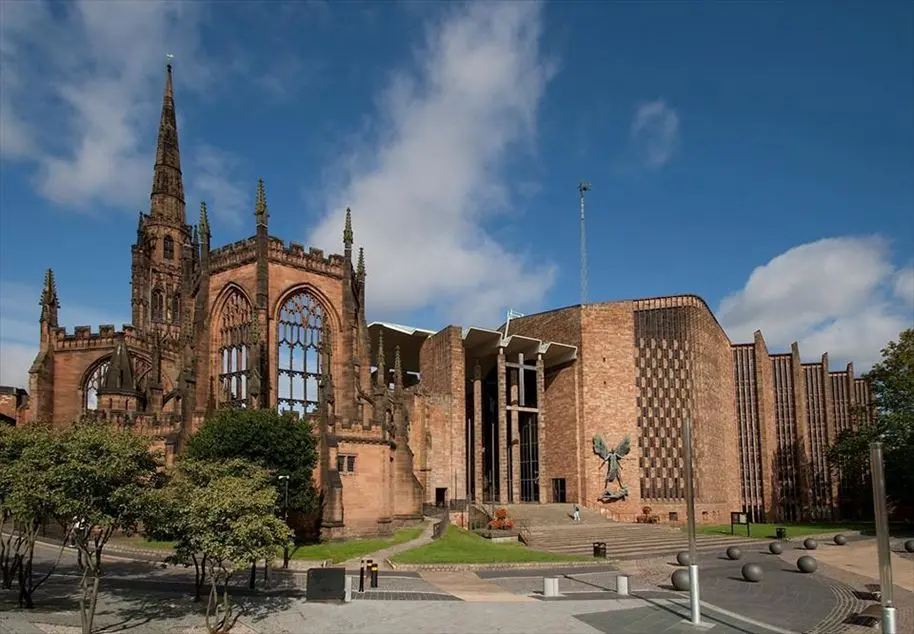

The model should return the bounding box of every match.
[494,507,508,520]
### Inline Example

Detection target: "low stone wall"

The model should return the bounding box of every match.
[386,560,616,572]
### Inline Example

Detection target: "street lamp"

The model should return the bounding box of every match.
[683,418,701,626]
[870,442,896,634]
[278,475,290,569]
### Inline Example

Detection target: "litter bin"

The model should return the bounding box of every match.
[592,541,607,558]
[775,527,787,540]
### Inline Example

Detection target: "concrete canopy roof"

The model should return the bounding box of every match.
[366,322,578,381]
[367,322,435,374]
[462,327,577,371]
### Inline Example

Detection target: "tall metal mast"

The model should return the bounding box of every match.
[578,182,591,306]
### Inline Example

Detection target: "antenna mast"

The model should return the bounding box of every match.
[578,181,591,305]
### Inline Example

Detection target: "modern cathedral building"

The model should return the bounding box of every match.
[16,65,871,537]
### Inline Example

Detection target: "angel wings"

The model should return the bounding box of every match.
[593,434,631,461]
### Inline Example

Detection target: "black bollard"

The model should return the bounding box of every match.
[359,560,365,593]
[370,563,379,588]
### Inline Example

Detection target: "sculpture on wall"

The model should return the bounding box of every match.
[593,434,631,502]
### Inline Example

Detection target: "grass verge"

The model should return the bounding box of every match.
[109,537,177,551]
[391,525,587,565]
[289,526,424,563]
[696,521,874,540]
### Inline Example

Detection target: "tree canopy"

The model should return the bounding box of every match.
[828,327,914,518]
[185,409,320,516]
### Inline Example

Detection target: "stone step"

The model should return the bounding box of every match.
[535,538,762,560]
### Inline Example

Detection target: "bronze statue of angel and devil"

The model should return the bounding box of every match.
[593,434,631,502]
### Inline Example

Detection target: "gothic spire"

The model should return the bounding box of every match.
[255,178,268,227]
[356,247,365,279]
[150,62,185,225]
[343,207,353,252]
[39,269,59,325]
[376,329,386,387]
[99,338,137,395]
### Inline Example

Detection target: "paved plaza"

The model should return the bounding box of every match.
[1,536,912,633]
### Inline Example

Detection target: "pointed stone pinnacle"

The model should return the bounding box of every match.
[356,247,365,278]
[255,178,268,219]
[40,269,59,308]
[343,207,353,246]
[199,201,210,238]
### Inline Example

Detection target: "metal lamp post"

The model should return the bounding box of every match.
[278,474,290,569]
[869,442,896,634]
[683,418,701,626]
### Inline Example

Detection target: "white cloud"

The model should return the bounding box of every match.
[893,266,914,305]
[631,100,680,168]
[718,236,914,372]
[0,0,242,214]
[308,1,557,326]
[0,280,128,389]
[189,145,250,227]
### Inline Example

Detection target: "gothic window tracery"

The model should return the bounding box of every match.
[277,290,325,417]
[84,360,110,410]
[151,289,165,323]
[163,235,174,260]
[218,288,253,408]
[170,294,181,324]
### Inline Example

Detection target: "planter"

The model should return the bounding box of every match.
[473,529,521,542]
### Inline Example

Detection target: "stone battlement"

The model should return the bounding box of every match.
[81,409,182,439]
[53,324,140,344]
[208,237,258,273]
[268,237,345,275]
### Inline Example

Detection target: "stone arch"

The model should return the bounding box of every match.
[212,283,254,408]
[273,285,335,418]
[82,355,112,411]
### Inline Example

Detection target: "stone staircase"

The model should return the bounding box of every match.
[505,504,763,561]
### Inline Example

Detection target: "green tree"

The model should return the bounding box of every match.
[0,424,71,607]
[48,423,160,634]
[828,328,914,517]
[144,458,266,602]
[186,409,320,519]
[156,459,289,633]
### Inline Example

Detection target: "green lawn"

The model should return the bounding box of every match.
[696,521,873,540]
[110,536,177,551]
[391,525,587,565]
[289,526,424,563]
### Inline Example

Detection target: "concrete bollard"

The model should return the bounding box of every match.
[543,577,560,597]
[344,575,353,603]
[616,574,630,596]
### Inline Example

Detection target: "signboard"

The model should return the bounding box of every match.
[306,567,347,602]
[730,511,751,536]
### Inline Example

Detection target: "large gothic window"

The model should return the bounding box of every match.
[218,288,253,408]
[84,360,111,410]
[163,235,174,260]
[277,290,324,417]
[151,289,165,323]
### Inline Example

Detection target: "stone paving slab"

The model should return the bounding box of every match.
[418,570,535,603]
[575,601,796,634]
[351,591,461,601]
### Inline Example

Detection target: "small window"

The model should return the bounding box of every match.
[163,235,174,260]
[337,454,356,473]
[151,289,165,323]
[170,295,181,323]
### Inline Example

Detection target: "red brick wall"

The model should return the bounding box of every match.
[415,326,467,504]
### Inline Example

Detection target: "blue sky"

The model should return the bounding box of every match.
[1,0,912,388]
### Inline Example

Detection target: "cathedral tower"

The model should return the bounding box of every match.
[131,63,191,341]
